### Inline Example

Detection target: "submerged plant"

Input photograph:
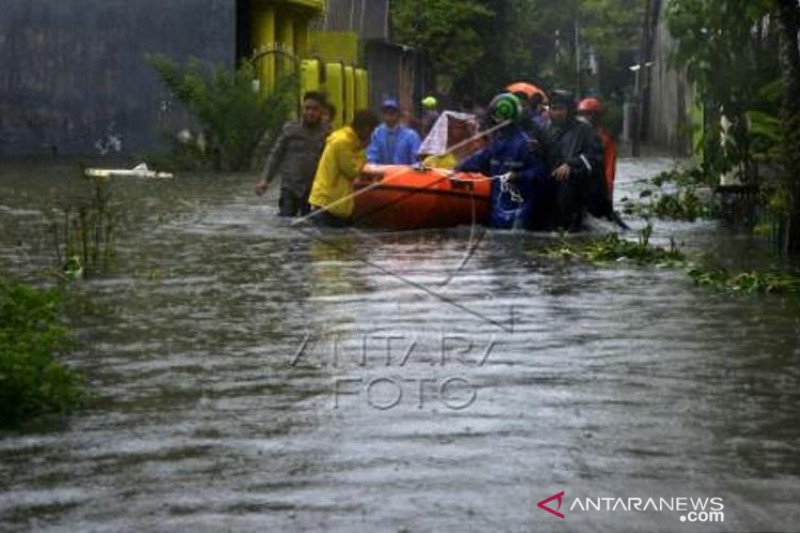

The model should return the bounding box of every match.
[686,265,800,294]
[46,179,118,278]
[540,225,685,265]
[623,167,720,222]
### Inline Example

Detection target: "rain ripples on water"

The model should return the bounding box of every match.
[1,158,799,532]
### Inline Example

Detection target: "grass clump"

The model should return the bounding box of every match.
[0,276,85,428]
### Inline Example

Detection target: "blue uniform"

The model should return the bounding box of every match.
[456,125,549,229]
[366,124,422,165]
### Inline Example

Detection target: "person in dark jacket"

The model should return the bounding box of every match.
[455,93,549,230]
[511,90,551,167]
[255,91,328,216]
[546,90,605,231]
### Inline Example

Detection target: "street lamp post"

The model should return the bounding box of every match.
[629,61,653,157]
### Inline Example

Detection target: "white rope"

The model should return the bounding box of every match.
[441,120,511,156]
[294,120,514,225]
[499,173,524,203]
[447,172,524,203]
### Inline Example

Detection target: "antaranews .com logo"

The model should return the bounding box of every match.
[537,490,725,524]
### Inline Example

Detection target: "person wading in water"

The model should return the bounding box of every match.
[255,91,328,216]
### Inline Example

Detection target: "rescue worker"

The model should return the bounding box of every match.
[577,97,617,201]
[255,91,328,216]
[454,93,549,230]
[307,110,380,227]
[366,98,422,165]
[511,90,551,165]
[546,90,605,231]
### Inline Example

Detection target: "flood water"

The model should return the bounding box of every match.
[1,157,800,532]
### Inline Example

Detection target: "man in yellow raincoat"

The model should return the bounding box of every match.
[308,110,379,226]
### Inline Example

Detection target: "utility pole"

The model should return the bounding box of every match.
[632,0,654,157]
[574,19,581,96]
[554,29,561,87]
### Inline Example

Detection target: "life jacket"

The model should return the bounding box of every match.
[598,127,617,199]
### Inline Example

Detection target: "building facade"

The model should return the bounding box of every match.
[0,0,431,156]
[0,0,237,156]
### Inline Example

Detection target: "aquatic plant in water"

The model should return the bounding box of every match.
[541,225,685,265]
[686,265,800,294]
[622,168,721,222]
[46,180,117,278]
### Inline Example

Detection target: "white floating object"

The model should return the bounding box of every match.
[84,163,173,180]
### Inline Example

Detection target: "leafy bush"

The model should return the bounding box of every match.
[147,54,297,171]
[622,168,720,221]
[0,276,84,428]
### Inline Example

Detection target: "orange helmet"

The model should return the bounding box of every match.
[578,97,603,114]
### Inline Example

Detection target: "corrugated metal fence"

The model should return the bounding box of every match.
[315,0,390,41]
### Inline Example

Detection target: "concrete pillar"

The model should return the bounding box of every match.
[280,13,295,77]
[252,5,276,93]
[294,19,310,60]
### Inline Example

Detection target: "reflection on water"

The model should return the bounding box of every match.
[1,158,799,532]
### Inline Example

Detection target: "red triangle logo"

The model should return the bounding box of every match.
[537,490,566,519]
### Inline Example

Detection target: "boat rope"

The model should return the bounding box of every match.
[448,172,524,203]
[440,120,511,156]
[291,120,513,226]
[498,173,524,204]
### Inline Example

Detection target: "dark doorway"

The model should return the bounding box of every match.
[235,0,251,65]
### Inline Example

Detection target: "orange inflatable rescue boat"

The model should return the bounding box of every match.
[352,164,491,230]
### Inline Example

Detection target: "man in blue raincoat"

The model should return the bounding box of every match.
[366,98,422,165]
[454,93,549,230]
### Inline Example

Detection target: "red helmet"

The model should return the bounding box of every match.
[578,97,603,114]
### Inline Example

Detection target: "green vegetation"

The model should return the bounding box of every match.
[392,0,644,104]
[666,0,800,252]
[540,225,685,264]
[687,265,800,295]
[147,55,296,171]
[666,0,779,180]
[622,168,720,221]
[45,180,118,278]
[0,276,84,428]
[391,0,493,94]
[533,225,800,297]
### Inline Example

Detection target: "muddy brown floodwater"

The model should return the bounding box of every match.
[1,157,800,532]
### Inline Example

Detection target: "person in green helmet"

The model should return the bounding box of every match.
[454,93,549,229]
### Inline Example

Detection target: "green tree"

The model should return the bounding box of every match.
[775,0,800,252]
[391,0,494,94]
[666,0,778,181]
[666,0,800,253]
[393,0,643,103]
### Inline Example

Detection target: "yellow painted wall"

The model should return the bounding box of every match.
[325,62,345,129]
[355,68,369,112]
[249,3,370,113]
[310,31,359,65]
[251,5,276,93]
